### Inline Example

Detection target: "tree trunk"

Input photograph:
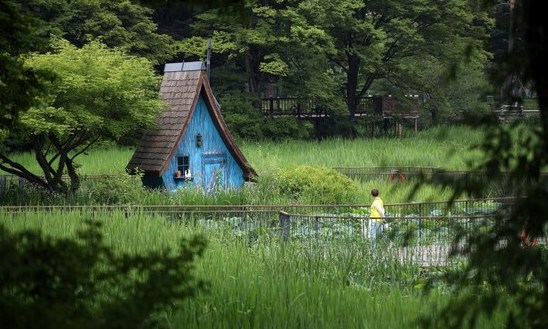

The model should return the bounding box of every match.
[245,49,257,93]
[66,158,80,192]
[346,54,360,117]
[524,0,548,148]
[345,54,361,137]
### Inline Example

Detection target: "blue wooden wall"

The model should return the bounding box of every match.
[161,94,245,192]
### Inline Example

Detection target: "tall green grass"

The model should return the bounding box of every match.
[241,125,484,175]
[0,126,485,205]
[3,126,483,176]
[0,210,506,329]
[0,125,515,328]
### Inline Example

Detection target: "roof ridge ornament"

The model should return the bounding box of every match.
[206,38,212,80]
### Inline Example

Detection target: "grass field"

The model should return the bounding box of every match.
[4,125,484,176]
[0,125,512,328]
[1,126,485,205]
[0,210,506,329]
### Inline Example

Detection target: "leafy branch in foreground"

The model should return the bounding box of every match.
[414,0,548,325]
[0,219,207,329]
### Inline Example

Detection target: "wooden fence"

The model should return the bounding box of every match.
[259,96,420,136]
[2,167,547,194]
[1,197,533,267]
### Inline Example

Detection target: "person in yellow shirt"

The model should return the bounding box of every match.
[369,188,385,246]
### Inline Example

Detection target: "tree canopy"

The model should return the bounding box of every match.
[180,0,491,115]
[0,40,163,193]
[20,0,177,65]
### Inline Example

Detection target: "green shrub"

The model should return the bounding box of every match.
[262,117,314,140]
[83,174,146,205]
[219,92,265,140]
[276,165,359,204]
[0,220,206,329]
[220,92,314,141]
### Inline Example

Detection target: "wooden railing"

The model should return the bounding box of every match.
[492,104,540,122]
[260,96,419,118]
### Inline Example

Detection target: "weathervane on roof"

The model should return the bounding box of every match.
[206,38,212,80]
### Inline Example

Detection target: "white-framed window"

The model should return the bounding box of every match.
[177,155,190,175]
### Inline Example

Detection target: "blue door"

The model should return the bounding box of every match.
[203,153,227,192]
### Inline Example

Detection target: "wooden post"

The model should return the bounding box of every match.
[279,211,291,242]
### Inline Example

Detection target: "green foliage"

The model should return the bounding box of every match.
[0,39,164,193]
[418,121,548,328]
[0,211,449,329]
[0,126,488,206]
[219,91,315,140]
[301,0,492,121]
[314,115,354,138]
[262,117,314,141]
[276,165,359,204]
[397,55,492,126]
[21,0,176,65]
[187,0,340,103]
[83,173,147,205]
[181,0,492,137]
[0,0,48,149]
[25,40,162,141]
[219,92,265,140]
[0,219,207,329]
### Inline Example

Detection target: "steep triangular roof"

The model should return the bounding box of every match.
[127,64,256,181]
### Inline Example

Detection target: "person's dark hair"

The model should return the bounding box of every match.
[371,188,379,197]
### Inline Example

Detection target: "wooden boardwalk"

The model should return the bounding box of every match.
[259,96,420,134]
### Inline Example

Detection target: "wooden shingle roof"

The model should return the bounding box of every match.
[127,66,257,181]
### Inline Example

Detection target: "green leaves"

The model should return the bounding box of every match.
[260,54,289,76]
[0,39,164,193]
[24,40,162,141]
[0,219,207,329]
[20,0,176,65]
[277,165,359,204]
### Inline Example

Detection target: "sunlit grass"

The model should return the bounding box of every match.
[241,125,484,176]
[0,210,506,329]
[0,126,487,205]
[3,126,483,176]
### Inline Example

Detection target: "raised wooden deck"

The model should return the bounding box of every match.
[260,96,420,134]
[492,104,540,122]
[260,96,419,119]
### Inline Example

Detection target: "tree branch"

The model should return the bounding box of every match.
[0,153,50,190]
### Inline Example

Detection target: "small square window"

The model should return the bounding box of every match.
[177,155,190,174]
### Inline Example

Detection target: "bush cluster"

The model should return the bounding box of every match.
[276,165,359,204]
[0,220,207,329]
[220,92,313,140]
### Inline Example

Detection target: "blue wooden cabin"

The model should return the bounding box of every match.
[127,62,257,192]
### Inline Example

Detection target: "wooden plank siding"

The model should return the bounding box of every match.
[162,95,246,191]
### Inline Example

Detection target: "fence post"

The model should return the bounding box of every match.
[314,216,320,239]
[418,202,423,242]
[279,211,291,242]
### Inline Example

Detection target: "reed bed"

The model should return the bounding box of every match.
[0,210,506,328]
[4,126,483,177]
[0,126,511,327]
